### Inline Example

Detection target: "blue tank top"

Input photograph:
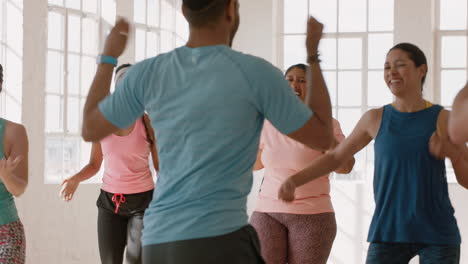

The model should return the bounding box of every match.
[368,104,461,245]
[0,118,19,225]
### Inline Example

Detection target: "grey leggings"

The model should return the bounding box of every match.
[250,212,336,264]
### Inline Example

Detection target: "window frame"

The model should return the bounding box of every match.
[434,0,468,183]
[133,0,188,61]
[280,0,395,182]
[0,0,23,123]
[44,1,113,184]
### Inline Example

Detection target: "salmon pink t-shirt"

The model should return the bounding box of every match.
[100,118,155,194]
[255,119,345,215]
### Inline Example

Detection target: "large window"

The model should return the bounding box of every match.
[134,0,188,61]
[0,0,22,123]
[437,0,467,182]
[45,0,115,183]
[283,0,394,181]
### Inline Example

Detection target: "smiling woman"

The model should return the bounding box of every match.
[251,62,355,264]
[278,42,468,263]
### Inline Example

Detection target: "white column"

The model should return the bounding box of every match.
[233,0,278,65]
[394,0,436,101]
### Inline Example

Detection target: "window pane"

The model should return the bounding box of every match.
[369,0,393,31]
[441,36,467,68]
[48,0,63,6]
[5,94,21,123]
[368,71,392,106]
[160,30,174,53]
[80,140,92,168]
[5,49,22,101]
[82,18,98,55]
[46,95,63,132]
[68,53,80,95]
[440,0,467,30]
[68,15,81,53]
[339,0,366,32]
[65,0,80,9]
[161,0,175,31]
[45,137,63,182]
[148,0,159,27]
[82,0,97,13]
[338,71,362,106]
[81,56,96,95]
[319,38,337,70]
[135,28,146,61]
[441,70,467,106]
[176,10,189,40]
[323,71,337,106]
[176,37,185,48]
[134,0,147,24]
[309,0,337,33]
[338,38,362,69]
[284,35,307,70]
[48,12,64,50]
[101,0,116,25]
[63,138,80,176]
[147,31,159,58]
[284,0,308,34]
[368,33,393,69]
[67,97,80,134]
[46,51,64,93]
[6,2,23,54]
[337,108,361,137]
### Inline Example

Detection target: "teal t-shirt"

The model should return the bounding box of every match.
[99,45,313,245]
[0,118,19,225]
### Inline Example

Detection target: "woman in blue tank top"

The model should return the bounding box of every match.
[0,64,29,264]
[277,43,468,264]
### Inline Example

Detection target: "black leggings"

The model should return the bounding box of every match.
[97,189,153,264]
[142,225,265,264]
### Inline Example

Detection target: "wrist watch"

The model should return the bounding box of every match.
[96,55,118,66]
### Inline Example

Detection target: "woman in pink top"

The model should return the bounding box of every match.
[59,64,158,264]
[250,63,355,264]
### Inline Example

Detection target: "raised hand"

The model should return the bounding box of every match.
[305,16,324,55]
[102,17,130,58]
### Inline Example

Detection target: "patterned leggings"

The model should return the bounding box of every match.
[0,220,25,264]
[250,212,336,264]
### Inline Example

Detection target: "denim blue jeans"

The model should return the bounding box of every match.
[366,242,460,264]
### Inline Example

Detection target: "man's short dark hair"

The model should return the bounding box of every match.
[183,0,230,28]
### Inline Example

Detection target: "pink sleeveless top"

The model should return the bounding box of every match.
[256,119,345,215]
[100,118,155,194]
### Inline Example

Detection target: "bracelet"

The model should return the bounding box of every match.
[307,54,321,64]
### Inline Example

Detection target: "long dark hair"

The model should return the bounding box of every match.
[285,63,308,77]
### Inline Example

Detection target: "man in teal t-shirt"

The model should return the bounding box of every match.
[81,0,334,263]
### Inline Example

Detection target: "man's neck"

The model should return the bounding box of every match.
[186,27,231,48]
